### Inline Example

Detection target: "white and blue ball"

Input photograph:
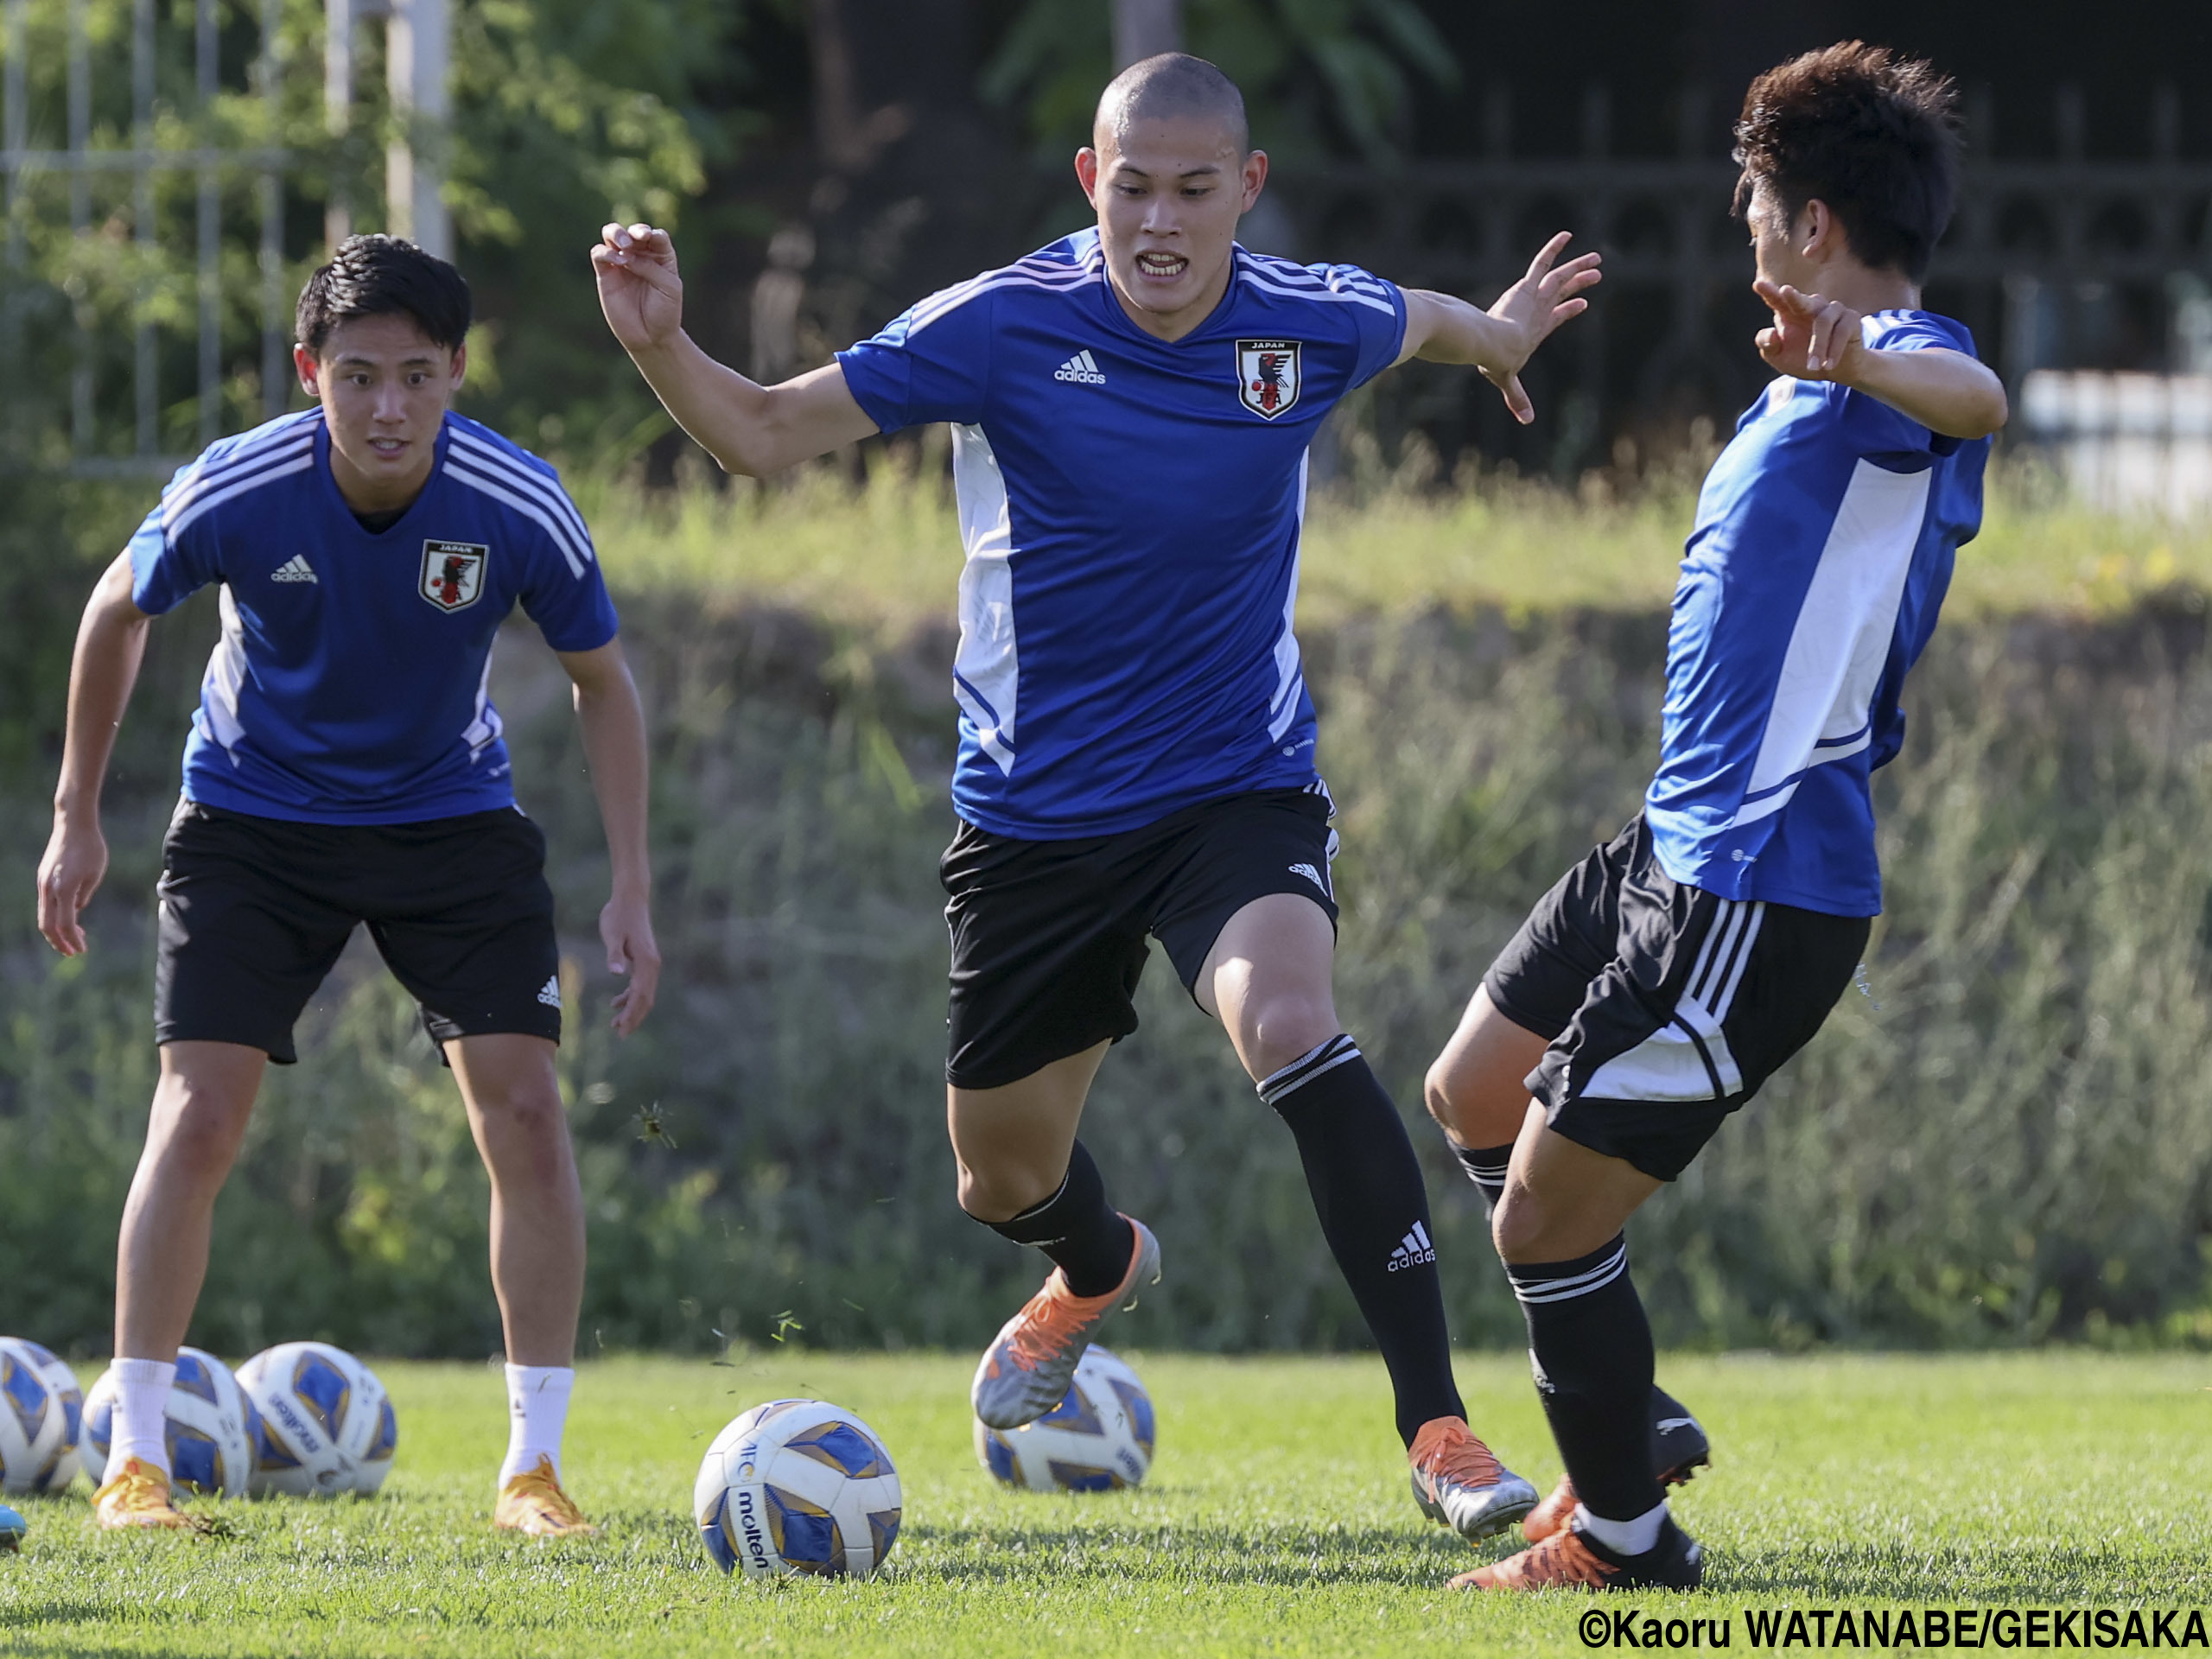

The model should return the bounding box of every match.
[0,1338,83,1494]
[974,1345,1155,1493]
[237,1343,397,1498]
[79,1347,257,1497]
[694,1398,902,1578]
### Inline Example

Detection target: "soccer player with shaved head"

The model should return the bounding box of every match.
[1424,43,2005,1590]
[595,52,1597,1545]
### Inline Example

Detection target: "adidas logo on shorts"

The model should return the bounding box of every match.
[1288,861,1330,897]
[1387,1221,1436,1271]
[270,555,318,583]
[1053,350,1107,385]
[536,976,562,1008]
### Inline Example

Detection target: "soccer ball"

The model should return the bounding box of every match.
[974,1345,1155,1493]
[79,1347,257,1497]
[236,1343,397,1497]
[695,1399,902,1578]
[0,1338,83,1493]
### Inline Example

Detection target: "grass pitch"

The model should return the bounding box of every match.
[0,1352,2205,1656]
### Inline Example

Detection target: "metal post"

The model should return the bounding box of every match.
[67,0,91,451]
[198,0,222,445]
[325,0,352,247]
[2,0,22,256]
[3,0,24,410]
[386,0,448,257]
[133,0,156,455]
[262,0,288,415]
[1111,0,1180,72]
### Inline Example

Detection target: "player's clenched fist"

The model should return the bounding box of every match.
[593,223,684,354]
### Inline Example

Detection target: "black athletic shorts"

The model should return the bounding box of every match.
[940,785,1340,1090]
[1482,813,1870,1181]
[155,799,563,1065]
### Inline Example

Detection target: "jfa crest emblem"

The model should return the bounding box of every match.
[1236,338,1303,419]
[418,540,488,612]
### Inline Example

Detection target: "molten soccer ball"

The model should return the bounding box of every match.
[695,1399,902,1578]
[0,1338,83,1494]
[79,1347,257,1497]
[974,1345,1155,1493]
[236,1343,397,1497]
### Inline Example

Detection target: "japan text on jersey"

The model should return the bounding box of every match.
[1643,310,1992,918]
[836,228,1407,840]
[127,409,619,825]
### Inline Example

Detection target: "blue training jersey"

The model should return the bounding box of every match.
[129,408,619,824]
[836,227,1406,838]
[1644,310,1991,916]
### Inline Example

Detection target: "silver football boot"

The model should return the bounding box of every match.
[971,1216,1160,1431]
[1408,1415,1542,1543]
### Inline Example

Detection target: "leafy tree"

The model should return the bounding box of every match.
[980,0,1458,164]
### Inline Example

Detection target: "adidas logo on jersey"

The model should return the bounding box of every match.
[1288,861,1330,897]
[1387,1221,1436,1271]
[270,556,318,583]
[536,976,562,1008]
[1053,350,1107,385]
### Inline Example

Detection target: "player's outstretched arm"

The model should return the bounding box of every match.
[1395,232,1602,424]
[559,639,661,1037]
[592,223,880,477]
[37,551,152,957]
[1754,278,2008,440]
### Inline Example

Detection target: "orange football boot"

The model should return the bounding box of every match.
[493,1455,599,1538]
[93,1459,195,1531]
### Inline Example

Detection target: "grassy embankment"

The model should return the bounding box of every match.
[9,466,2212,1360]
[1,1351,2206,1656]
[575,458,2212,624]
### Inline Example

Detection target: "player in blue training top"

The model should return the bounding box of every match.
[594,52,1599,1546]
[1422,45,2007,1591]
[35,236,658,1538]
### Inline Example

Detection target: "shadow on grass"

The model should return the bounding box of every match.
[1715,1541,2198,1601]
[898,1520,1492,1587]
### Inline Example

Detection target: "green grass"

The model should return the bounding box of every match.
[3,1353,2207,1655]
[574,460,2212,626]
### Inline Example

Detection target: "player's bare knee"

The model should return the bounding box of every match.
[1490,1188,1549,1264]
[1241,991,1339,1079]
[1421,1056,1465,1135]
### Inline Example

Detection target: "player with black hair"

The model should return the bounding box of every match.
[595,51,1599,1543]
[37,234,658,1536]
[1423,42,2007,1590]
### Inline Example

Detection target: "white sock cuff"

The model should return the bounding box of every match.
[1574,1498,1669,1559]
[504,1363,575,1398]
[112,1357,177,1388]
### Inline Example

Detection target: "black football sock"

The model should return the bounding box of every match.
[978,1139,1134,1299]
[1261,1034,1465,1446]
[1508,1234,1667,1528]
[1452,1142,1515,1212]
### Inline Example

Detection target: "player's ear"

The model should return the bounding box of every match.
[448,342,467,393]
[1800,199,1833,261]
[293,343,321,398]
[1241,149,1269,213]
[1075,146,1101,206]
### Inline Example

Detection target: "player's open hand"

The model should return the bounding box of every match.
[1484,232,1603,423]
[600,892,661,1037]
[593,223,685,355]
[1754,278,1865,383]
[36,816,108,957]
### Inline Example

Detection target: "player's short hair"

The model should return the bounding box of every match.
[1095,53,1249,156]
[295,234,472,357]
[1732,41,1961,282]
